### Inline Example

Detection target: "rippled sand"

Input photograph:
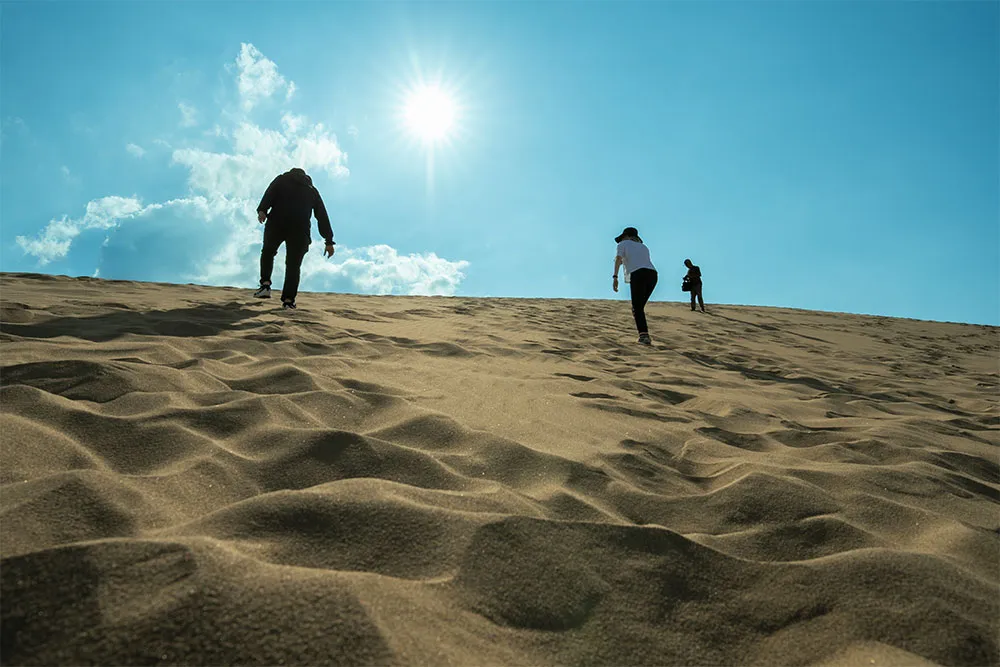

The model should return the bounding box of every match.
[2,272,997,666]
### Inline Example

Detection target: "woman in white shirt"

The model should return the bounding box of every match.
[612,226,658,345]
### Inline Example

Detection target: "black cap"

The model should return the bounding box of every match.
[615,227,640,243]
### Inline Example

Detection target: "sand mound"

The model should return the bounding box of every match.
[2,272,997,665]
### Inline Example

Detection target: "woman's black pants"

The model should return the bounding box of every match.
[629,268,658,334]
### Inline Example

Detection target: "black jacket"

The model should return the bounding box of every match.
[685,265,702,286]
[257,168,334,244]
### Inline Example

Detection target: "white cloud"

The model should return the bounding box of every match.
[282,112,306,135]
[192,242,469,298]
[347,124,360,138]
[17,42,468,296]
[179,102,198,127]
[97,195,255,284]
[235,42,294,111]
[16,196,146,265]
[171,120,347,200]
[126,142,146,158]
[60,166,71,177]
[306,245,470,296]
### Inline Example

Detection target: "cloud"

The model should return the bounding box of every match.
[347,124,359,138]
[282,112,306,135]
[235,43,294,111]
[60,166,71,177]
[171,120,348,200]
[97,196,255,284]
[190,242,469,298]
[305,245,470,296]
[178,102,198,127]
[16,196,146,265]
[17,42,468,296]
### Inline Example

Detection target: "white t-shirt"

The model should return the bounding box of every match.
[616,240,656,278]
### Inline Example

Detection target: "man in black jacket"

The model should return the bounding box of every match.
[254,168,336,309]
[684,258,705,312]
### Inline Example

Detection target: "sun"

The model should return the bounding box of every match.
[403,85,457,143]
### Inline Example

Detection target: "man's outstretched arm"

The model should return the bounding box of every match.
[314,191,335,247]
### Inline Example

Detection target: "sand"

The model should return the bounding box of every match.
[1,271,997,666]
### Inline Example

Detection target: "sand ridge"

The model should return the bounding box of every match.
[1,272,997,665]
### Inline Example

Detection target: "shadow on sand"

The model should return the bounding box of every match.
[0,301,264,343]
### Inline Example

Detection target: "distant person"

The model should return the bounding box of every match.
[613,226,658,345]
[683,258,705,312]
[254,167,336,309]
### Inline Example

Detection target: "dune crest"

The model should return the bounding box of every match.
[2,273,997,665]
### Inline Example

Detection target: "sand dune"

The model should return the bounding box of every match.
[1,272,997,666]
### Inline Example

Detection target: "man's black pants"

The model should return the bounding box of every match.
[260,223,309,304]
[690,284,704,311]
[629,268,658,334]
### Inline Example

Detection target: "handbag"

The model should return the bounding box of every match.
[681,276,691,292]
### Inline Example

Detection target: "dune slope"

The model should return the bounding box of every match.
[2,273,997,666]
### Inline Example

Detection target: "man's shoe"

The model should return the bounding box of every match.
[254,285,271,299]
[638,333,651,345]
[282,301,297,310]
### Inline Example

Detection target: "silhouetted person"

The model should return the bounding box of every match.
[254,168,336,309]
[684,258,704,312]
[613,226,658,345]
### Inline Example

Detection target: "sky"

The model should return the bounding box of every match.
[1,1,997,325]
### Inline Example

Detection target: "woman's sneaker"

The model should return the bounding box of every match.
[638,333,651,345]
[254,285,271,299]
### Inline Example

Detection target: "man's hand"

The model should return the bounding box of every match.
[257,210,266,224]
[324,242,336,258]
[612,276,619,293]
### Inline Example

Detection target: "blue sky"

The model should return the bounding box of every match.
[2,1,997,324]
